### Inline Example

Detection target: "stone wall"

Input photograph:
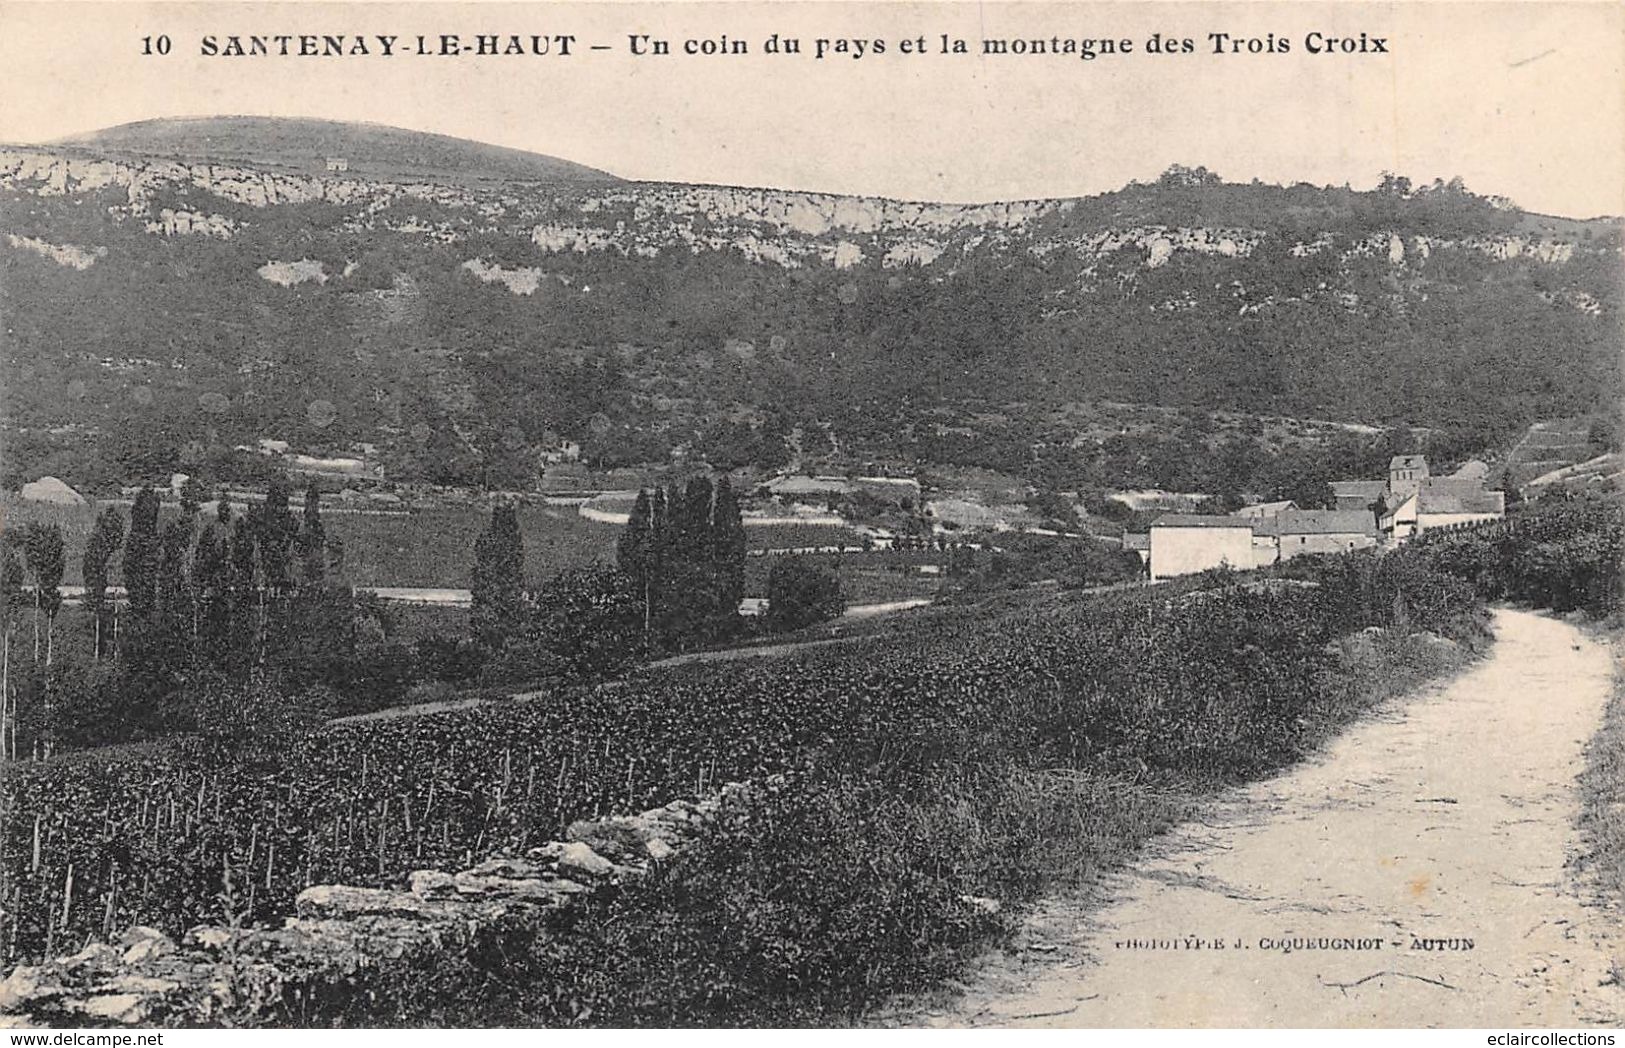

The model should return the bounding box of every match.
[0,782,756,1028]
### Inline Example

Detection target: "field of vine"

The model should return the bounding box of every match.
[0,547,1488,965]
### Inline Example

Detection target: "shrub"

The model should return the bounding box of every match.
[765,557,845,633]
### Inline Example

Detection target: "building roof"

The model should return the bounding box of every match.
[1330,479,1387,499]
[1232,499,1296,518]
[1417,479,1505,516]
[1151,514,1254,530]
[1390,455,1428,471]
[1255,509,1378,537]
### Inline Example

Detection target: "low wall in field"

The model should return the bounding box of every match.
[0,782,757,1027]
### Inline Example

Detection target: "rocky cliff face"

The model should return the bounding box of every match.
[0,146,1588,278]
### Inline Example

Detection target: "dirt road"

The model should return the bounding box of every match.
[904,609,1622,1028]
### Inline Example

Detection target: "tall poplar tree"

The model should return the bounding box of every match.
[193,522,230,669]
[471,502,525,652]
[0,545,25,759]
[711,476,747,623]
[22,524,65,665]
[124,487,161,621]
[616,490,656,634]
[82,507,125,658]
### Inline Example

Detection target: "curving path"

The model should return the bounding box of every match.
[900,609,1622,1028]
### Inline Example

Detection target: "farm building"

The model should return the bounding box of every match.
[1148,515,1254,580]
[325,157,348,172]
[1381,479,1506,541]
[1256,509,1380,562]
[1330,479,1387,513]
[1122,531,1150,566]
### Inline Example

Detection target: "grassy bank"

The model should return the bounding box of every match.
[1579,636,1625,946]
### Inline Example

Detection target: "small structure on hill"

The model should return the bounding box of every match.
[19,476,86,505]
[324,157,348,172]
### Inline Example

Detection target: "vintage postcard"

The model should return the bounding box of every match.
[0,0,1621,1034]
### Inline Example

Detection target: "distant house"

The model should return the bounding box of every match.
[1257,509,1380,562]
[1122,532,1151,566]
[1149,515,1254,580]
[1330,479,1387,513]
[1232,499,1296,520]
[1381,479,1506,541]
[324,157,349,172]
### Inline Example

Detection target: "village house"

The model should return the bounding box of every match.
[1137,455,1502,580]
[324,157,349,172]
[1148,515,1255,580]
[1255,509,1380,563]
[1380,478,1507,541]
[1330,479,1387,513]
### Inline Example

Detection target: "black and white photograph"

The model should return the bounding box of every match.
[0,0,1621,1034]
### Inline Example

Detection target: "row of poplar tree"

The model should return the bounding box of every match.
[468,474,749,672]
[0,479,359,758]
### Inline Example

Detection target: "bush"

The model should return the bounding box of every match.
[765,557,845,633]
[1408,498,1623,618]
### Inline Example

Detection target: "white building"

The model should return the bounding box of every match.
[1149,515,1255,580]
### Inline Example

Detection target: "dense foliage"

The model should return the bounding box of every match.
[1404,498,1623,618]
[764,557,846,633]
[616,476,747,650]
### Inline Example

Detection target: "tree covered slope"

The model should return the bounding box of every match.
[1,123,1619,490]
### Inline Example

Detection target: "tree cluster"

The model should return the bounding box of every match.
[470,502,647,682]
[0,479,381,759]
[617,476,747,651]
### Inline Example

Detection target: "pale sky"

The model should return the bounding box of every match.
[1,1,1622,216]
